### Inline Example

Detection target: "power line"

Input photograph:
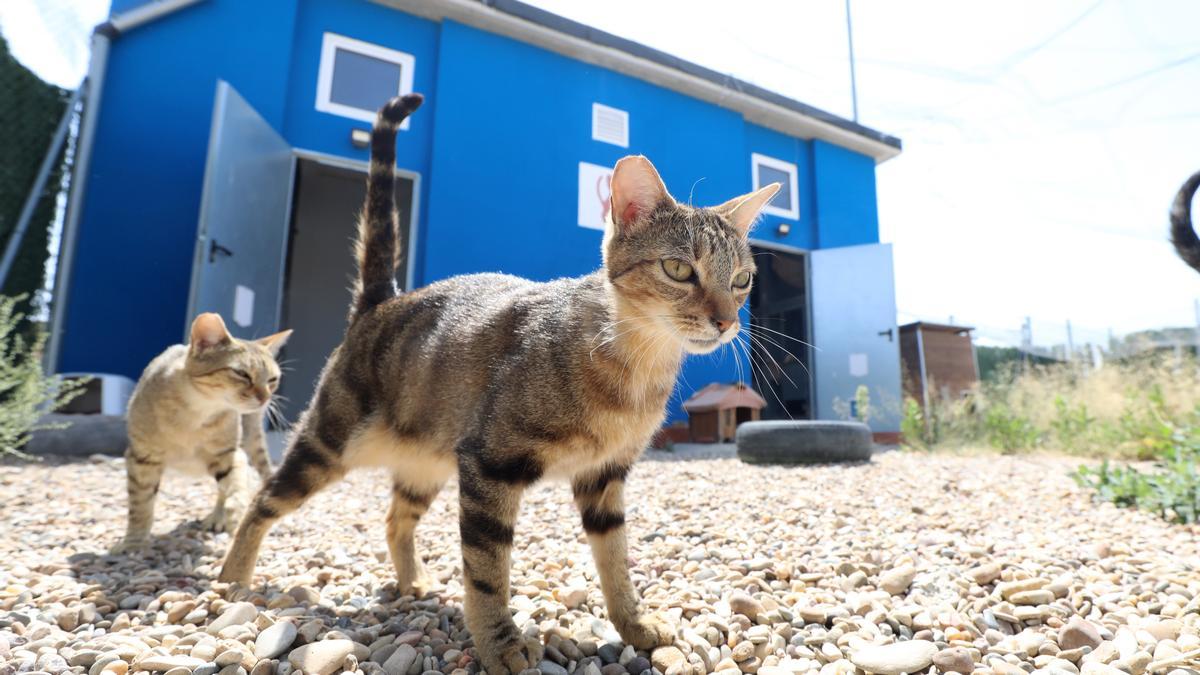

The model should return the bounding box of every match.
[986,0,1106,78]
[1047,49,1200,105]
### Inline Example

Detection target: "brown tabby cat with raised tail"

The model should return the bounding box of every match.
[219,93,779,675]
[113,313,290,552]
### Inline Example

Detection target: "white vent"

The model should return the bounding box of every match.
[592,103,629,147]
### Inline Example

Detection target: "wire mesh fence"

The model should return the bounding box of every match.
[0,30,76,328]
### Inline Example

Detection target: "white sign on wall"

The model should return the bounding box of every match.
[233,285,255,328]
[578,161,613,231]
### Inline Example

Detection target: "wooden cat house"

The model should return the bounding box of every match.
[683,382,767,443]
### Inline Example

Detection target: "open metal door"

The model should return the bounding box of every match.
[186,81,292,340]
[810,243,901,432]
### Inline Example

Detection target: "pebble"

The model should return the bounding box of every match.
[255,622,298,659]
[651,647,687,673]
[207,603,259,635]
[878,565,915,596]
[382,644,417,675]
[729,593,764,620]
[932,647,974,674]
[1060,618,1104,651]
[849,640,938,675]
[288,640,360,675]
[135,655,208,672]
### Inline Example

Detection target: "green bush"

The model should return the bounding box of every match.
[1074,447,1200,524]
[983,404,1040,454]
[0,295,87,457]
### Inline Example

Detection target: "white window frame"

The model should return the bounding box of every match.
[592,102,629,148]
[751,152,800,220]
[316,33,415,129]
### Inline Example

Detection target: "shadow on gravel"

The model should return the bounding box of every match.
[65,522,220,624]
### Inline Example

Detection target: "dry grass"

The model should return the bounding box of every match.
[906,354,1200,459]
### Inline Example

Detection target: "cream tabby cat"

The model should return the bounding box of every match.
[112,313,290,552]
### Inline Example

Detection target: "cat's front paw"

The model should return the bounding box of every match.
[619,614,676,651]
[477,632,544,675]
[109,537,149,555]
[200,508,241,533]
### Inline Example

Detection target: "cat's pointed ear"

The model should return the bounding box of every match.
[255,329,293,356]
[609,155,671,235]
[189,313,232,354]
[715,183,781,237]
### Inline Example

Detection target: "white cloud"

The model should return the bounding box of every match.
[0,0,110,89]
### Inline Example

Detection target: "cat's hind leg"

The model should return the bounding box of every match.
[201,446,250,533]
[111,444,164,553]
[385,475,444,596]
[218,428,345,584]
[572,463,675,650]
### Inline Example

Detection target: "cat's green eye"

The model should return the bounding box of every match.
[662,259,695,282]
[732,271,752,289]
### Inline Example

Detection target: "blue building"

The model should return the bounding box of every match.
[49,0,904,431]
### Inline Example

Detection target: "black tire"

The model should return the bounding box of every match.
[736,420,873,465]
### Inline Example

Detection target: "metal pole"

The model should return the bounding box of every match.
[47,32,109,373]
[845,0,859,123]
[1066,320,1074,362]
[0,88,81,289]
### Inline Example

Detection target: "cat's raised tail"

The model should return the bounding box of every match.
[352,93,425,320]
[1170,170,1200,274]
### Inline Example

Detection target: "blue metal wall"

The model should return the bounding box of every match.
[62,0,882,424]
[60,1,301,376]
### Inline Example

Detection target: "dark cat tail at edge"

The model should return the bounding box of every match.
[352,93,424,320]
[1170,170,1200,274]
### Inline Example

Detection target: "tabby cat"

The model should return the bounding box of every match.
[1170,170,1200,272]
[218,93,779,675]
[112,313,290,552]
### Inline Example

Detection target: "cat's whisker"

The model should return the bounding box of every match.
[746,332,799,390]
[744,329,814,387]
[745,317,822,351]
[738,336,793,420]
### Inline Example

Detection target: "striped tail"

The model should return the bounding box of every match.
[352,93,424,320]
[1170,171,1200,275]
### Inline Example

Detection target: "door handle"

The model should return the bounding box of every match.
[877,328,894,342]
[209,239,234,263]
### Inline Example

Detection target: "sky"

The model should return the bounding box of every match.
[4,0,1200,349]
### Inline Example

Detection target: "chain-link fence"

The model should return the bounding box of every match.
[0,32,74,329]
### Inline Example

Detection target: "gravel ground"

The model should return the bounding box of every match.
[2,450,1199,675]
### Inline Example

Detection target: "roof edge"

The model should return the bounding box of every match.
[98,0,206,38]
[376,0,902,163]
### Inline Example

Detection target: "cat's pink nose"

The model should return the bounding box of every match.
[254,389,269,404]
[712,316,735,333]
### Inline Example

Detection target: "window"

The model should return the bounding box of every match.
[316,33,415,128]
[592,103,629,147]
[751,153,800,220]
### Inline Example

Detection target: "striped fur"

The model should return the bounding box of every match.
[353,93,424,320]
[219,110,777,674]
[1171,171,1200,274]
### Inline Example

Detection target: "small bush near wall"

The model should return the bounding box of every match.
[0,295,87,458]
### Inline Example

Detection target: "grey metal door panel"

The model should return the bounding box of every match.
[810,243,901,432]
[186,81,292,340]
